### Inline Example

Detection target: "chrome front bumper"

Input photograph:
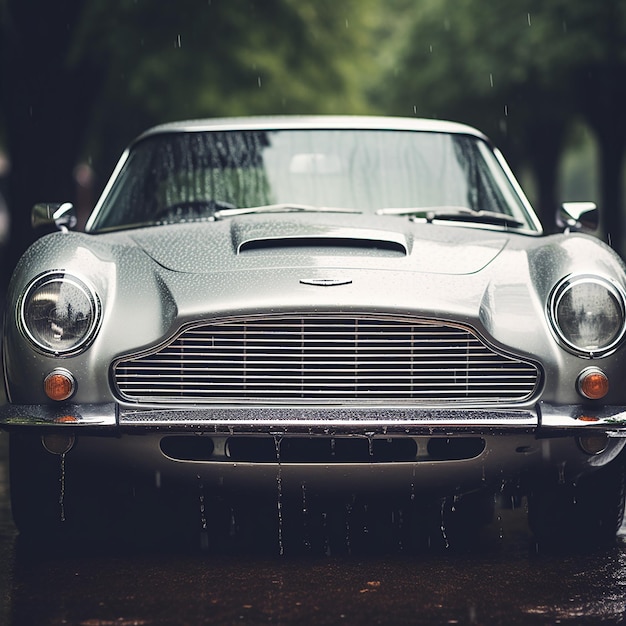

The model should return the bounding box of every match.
[1,402,626,434]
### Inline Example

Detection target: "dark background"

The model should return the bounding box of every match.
[1,0,626,287]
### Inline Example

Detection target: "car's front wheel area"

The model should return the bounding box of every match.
[528,454,626,550]
[10,432,124,542]
[8,432,204,550]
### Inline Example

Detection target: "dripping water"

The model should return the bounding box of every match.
[362,504,370,537]
[198,475,209,551]
[301,483,311,550]
[274,435,284,556]
[322,511,331,556]
[345,501,353,554]
[440,498,450,549]
[59,453,67,522]
[229,507,237,538]
[558,462,566,485]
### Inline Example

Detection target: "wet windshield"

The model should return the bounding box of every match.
[88,129,537,232]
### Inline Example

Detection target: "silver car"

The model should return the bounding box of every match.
[2,116,625,549]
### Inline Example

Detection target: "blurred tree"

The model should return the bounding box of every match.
[380,0,626,248]
[378,0,575,230]
[0,0,102,287]
[0,0,375,286]
[560,1,626,249]
[70,0,375,196]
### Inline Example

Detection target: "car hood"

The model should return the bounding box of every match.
[125,214,510,275]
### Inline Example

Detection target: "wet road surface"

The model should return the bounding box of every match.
[1,433,626,626]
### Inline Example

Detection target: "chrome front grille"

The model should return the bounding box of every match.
[113,315,540,404]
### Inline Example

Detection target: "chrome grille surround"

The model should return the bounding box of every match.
[113,314,541,405]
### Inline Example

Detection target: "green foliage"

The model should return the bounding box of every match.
[378,0,626,237]
[70,0,378,170]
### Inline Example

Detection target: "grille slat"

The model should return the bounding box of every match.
[113,315,540,404]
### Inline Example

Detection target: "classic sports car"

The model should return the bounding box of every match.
[2,116,626,550]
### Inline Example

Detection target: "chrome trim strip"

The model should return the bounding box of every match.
[0,403,116,427]
[118,406,538,430]
[539,402,626,430]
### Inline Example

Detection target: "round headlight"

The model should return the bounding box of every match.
[549,275,626,357]
[20,272,101,355]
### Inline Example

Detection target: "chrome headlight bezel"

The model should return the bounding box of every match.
[18,270,102,356]
[548,274,626,358]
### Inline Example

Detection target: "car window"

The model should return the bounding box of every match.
[88,129,535,232]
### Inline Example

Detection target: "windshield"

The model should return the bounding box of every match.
[87,129,538,232]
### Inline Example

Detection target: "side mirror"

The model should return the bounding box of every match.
[31,202,77,232]
[559,202,598,233]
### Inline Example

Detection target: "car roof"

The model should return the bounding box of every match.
[134,115,489,144]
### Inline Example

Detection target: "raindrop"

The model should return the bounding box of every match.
[489,73,494,88]
[451,494,458,513]
[175,34,182,48]
[527,12,531,26]
[257,76,262,88]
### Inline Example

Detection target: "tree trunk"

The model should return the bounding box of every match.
[525,119,567,234]
[596,133,625,255]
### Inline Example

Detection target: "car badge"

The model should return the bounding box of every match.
[300,278,352,287]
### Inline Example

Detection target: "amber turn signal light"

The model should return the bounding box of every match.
[44,369,76,401]
[576,367,609,400]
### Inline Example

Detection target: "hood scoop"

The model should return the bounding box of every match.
[234,222,409,257]
[239,235,407,256]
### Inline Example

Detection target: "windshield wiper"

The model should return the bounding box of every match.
[214,203,361,220]
[376,206,525,228]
